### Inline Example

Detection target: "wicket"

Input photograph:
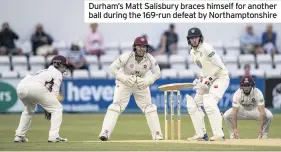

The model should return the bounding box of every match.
[158,83,194,140]
[164,90,181,140]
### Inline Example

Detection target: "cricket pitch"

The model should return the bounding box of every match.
[1,114,281,151]
[71,139,281,147]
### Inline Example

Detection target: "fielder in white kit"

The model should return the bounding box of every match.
[14,55,69,143]
[223,75,273,139]
[99,36,163,141]
[185,27,230,141]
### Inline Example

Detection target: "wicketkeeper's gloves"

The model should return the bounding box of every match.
[136,77,154,90]
[116,72,136,87]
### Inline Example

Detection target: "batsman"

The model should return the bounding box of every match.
[99,36,163,141]
[185,27,230,141]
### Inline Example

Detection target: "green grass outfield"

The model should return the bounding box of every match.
[0,114,281,151]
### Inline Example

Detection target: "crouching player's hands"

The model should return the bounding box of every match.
[233,128,240,139]
[136,77,153,90]
[257,127,263,139]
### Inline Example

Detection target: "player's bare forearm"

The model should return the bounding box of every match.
[259,113,265,130]
[232,107,239,129]
[258,105,265,129]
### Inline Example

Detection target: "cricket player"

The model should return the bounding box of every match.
[223,75,273,139]
[99,36,163,141]
[185,27,230,141]
[14,55,69,143]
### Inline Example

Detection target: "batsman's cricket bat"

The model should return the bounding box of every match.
[158,83,194,91]
[158,67,223,91]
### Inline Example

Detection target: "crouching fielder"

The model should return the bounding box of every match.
[99,36,163,141]
[186,27,230,141]
[223,75,273,139]
[14,55,69,142]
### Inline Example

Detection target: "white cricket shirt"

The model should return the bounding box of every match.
[19,66,63,97]
[190,42,229,79]
[232,88,265,110]
[109,51,161,82]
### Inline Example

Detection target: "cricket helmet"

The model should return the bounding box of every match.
[240,75,255,95]
[133,36,148,46]
[133,36,149,52]
[51,55,70,74]
[186,27,204,46]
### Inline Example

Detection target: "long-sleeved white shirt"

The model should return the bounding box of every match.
[20,66,62,97]
[190,42,229,79]
[109,51,161,83]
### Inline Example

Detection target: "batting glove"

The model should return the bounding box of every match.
[199,77,211,88]
[206,76,215,83]
[193,77,209,90]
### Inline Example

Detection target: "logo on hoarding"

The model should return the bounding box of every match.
[66,82,114,102]
[50,77,264,113]
[0,81,18,112]
[58,83,65,102]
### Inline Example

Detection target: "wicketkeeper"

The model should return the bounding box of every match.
[99,36,163,141]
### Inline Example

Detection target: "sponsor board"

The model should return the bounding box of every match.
[0,77,265,113]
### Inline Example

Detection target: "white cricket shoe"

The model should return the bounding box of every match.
[14,136,28,142]
[48,137,68,142]
[209,135,225,141]
[258,135,268,139]
[154,134,163,140]
[187,134,209,141]
[154,131,163,140]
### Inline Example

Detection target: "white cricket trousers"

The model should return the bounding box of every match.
[15,82,63,140]
[112,81,152,111]
[100,80,163,139]
[223,107,273,138]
